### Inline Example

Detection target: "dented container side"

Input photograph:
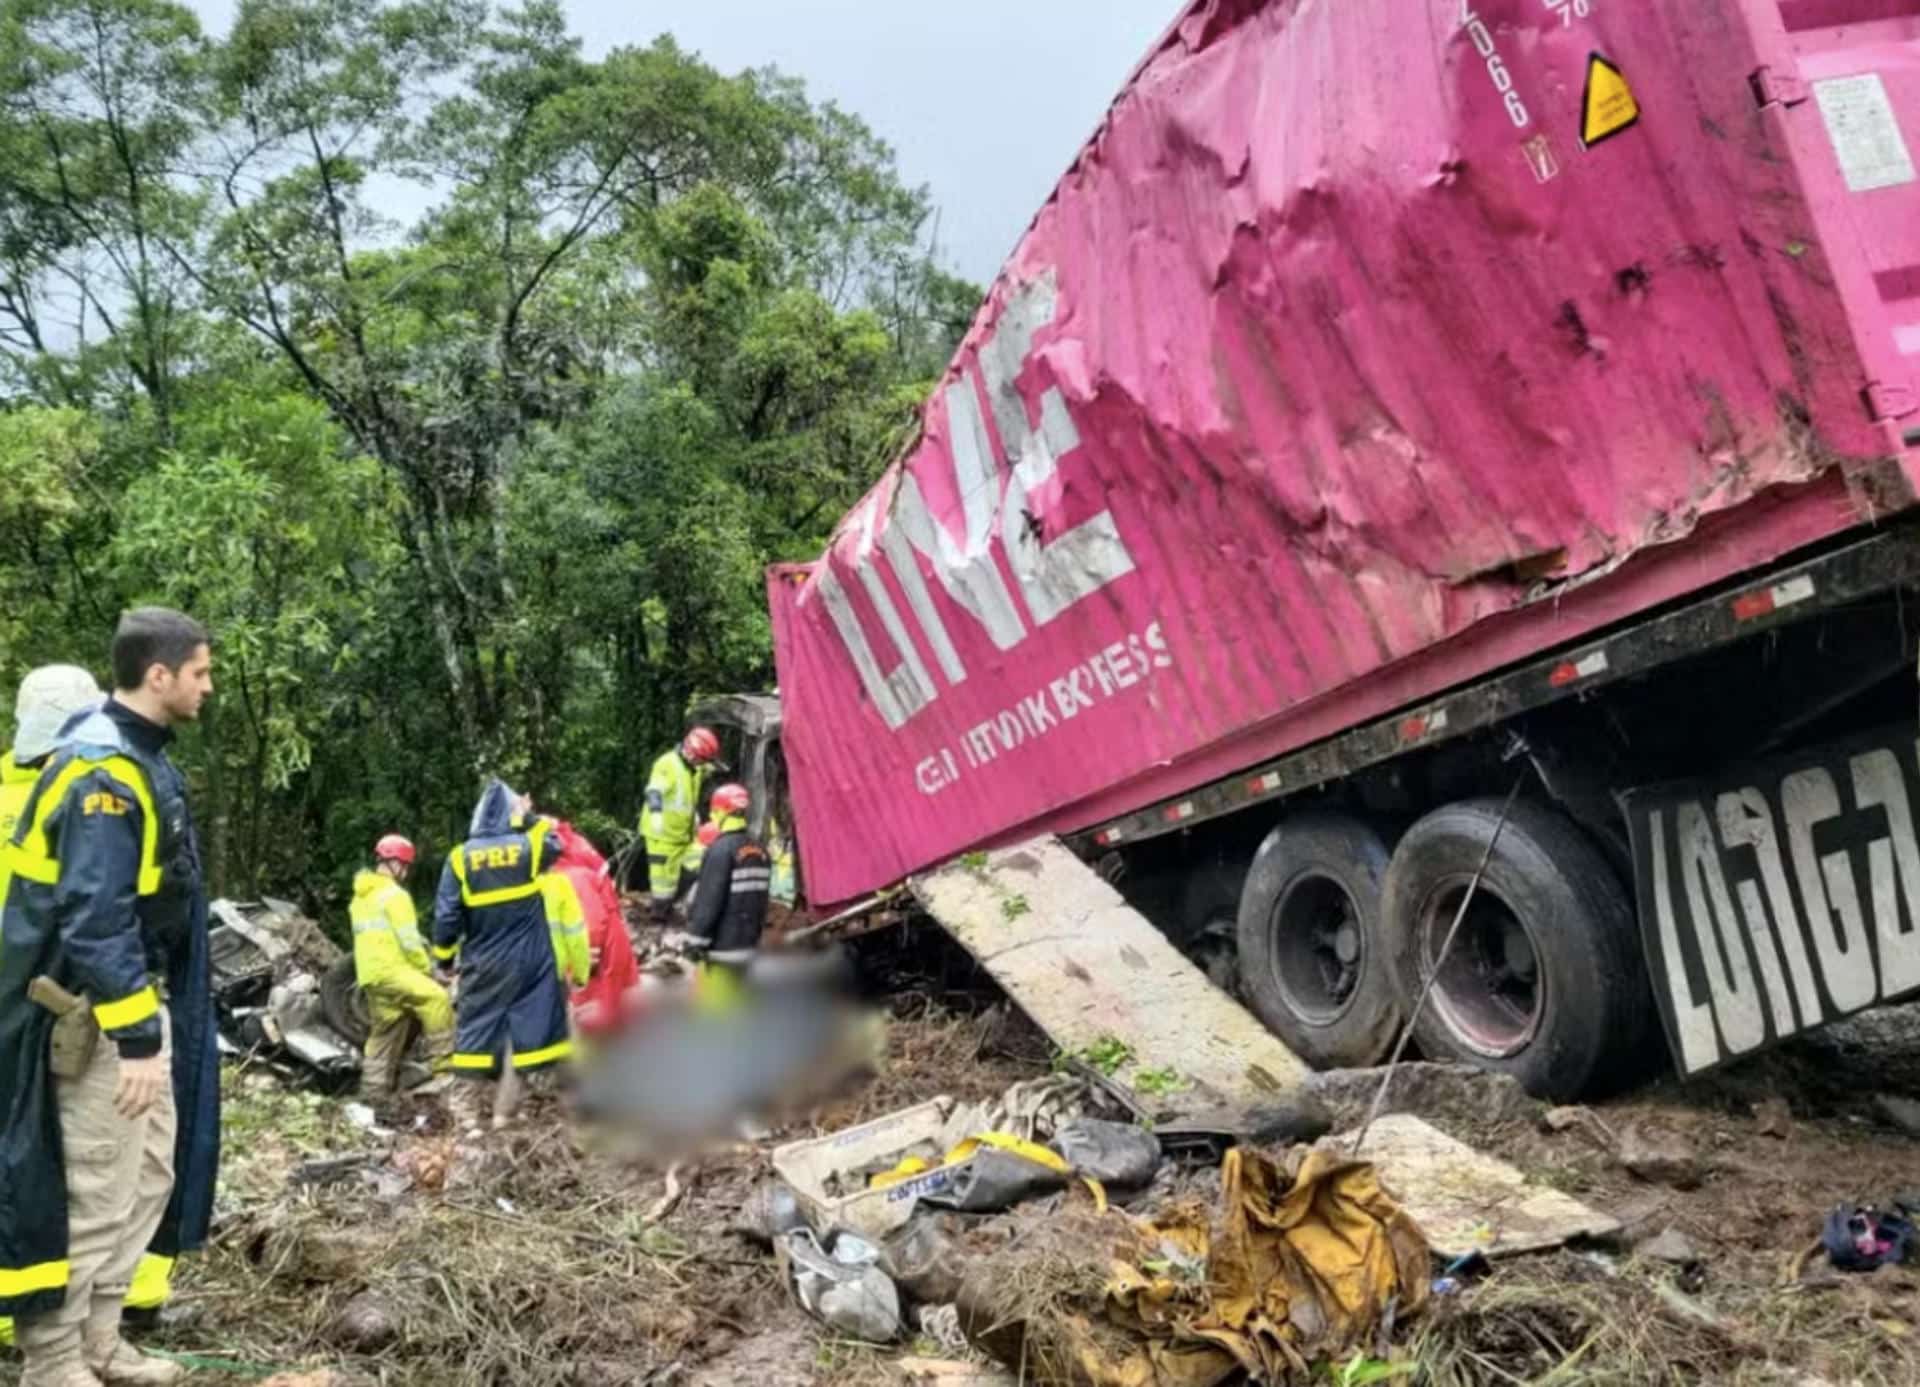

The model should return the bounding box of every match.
[770,0,1919,904]
[1749,0,1920,441]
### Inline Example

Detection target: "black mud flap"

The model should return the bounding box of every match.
[1624,722,1920,1078]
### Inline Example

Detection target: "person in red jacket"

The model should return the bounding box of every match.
[547,822,639,1036]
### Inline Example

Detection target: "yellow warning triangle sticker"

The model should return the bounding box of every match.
[1582,53,1640,148]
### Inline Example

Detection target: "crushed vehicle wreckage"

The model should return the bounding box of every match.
[208,898,422,1087]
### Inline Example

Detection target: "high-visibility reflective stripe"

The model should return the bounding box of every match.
[4,842,56,884]
[449,1052,496,1070]
[0,1259,69,1297]
[512,1040,572,1069]
[461,880,542,907]
[93,986,160,1031]
[14,755,162,897]
[432,943,458,962]
[125,1254,174,1310]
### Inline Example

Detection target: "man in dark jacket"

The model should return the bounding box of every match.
[0,608,218,1387]
[683,783,770,973]
[433,780,569,1134]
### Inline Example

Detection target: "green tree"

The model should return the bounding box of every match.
[0,0,980,906]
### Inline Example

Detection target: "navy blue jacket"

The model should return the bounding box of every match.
[432,788,569,1074]
[0,700,219,1315]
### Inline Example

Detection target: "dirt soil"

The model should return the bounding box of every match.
[2,977,1918,1385]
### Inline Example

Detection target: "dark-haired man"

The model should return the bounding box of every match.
[0,608,219,1387]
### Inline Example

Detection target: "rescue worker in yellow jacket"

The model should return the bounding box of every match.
[351,835,453,1106]
[641,726,719,925]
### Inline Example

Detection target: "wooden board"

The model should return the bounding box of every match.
[1332,1113,1620,1259]
[912,838,1310,1114]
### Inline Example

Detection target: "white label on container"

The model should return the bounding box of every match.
[1814,74,1916,193]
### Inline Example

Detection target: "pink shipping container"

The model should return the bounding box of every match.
[769,0,1919,899]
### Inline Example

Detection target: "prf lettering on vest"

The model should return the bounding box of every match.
[803,270,1139,732]
[477,845,523,870]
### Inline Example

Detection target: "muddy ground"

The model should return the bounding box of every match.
[3,939,1919,1387]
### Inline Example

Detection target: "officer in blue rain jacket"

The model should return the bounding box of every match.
[432,780,568,1131]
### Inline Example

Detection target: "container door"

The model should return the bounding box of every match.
[1763,1,1920,452]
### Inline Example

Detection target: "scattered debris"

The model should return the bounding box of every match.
[1541,1103,1617,1149]
[1639,1227,1706,1267]
[914,840,1309,1112]
[1053,1117,1161,1190]
[918,1137,1071,1214]
[779,1227,904,1343]
[938,1072,1122,1146]
[645,1162,690,1223]
[1754,1096,1795,1138]
[154,980,1920,1386]
[1873,1093,1920,1136]
[1155,1099,1333,1162]
[329,1291,399,1352]
[1544,1104,1590,1132]
[731,1180,810,1247]
[913,1302,969,1354]
[1338,1113,1620,1257]
[209,899,368,1083]
[897,1358,1016,1387]
[880,1218,968,1306]
[954,1146,1427,1385]
[1617,1124,1704,1190]
[775,1098,958,1238]
[1822,1204,1916,1272]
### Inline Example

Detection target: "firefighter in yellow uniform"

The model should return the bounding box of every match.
[351,834,454,1106]
[641,726,719,925]
[1,666,177,1347]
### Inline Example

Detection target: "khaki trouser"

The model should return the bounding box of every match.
[19,1011,175,1373]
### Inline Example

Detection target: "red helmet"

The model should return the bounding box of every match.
[374,834,416,866]
[710,783,750,816]
[682,726,721,764]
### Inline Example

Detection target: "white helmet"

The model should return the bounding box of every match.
[13,665,102,762]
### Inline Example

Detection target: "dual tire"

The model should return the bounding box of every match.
[1234,801,1654,1099]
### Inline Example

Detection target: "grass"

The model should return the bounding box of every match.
[999,893,1031,921]
[1054,1034,1135,1077]
[1131,1065,1186,1097]
[1409,1249,1920,1387]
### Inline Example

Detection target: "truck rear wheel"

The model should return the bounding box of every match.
[1382,799,1651,1100]
[1236,813,1401,1068]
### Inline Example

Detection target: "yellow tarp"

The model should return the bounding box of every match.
[1061,1146,1429,1387]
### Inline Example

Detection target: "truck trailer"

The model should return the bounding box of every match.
[761,0,1920,1098]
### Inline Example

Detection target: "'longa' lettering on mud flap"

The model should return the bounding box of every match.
[1627,727,1920,1075]
[801,270,1140,734]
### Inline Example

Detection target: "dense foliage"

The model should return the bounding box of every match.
[0,0,978,907]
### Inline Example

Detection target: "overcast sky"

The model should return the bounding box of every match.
[184,0,1179,286]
